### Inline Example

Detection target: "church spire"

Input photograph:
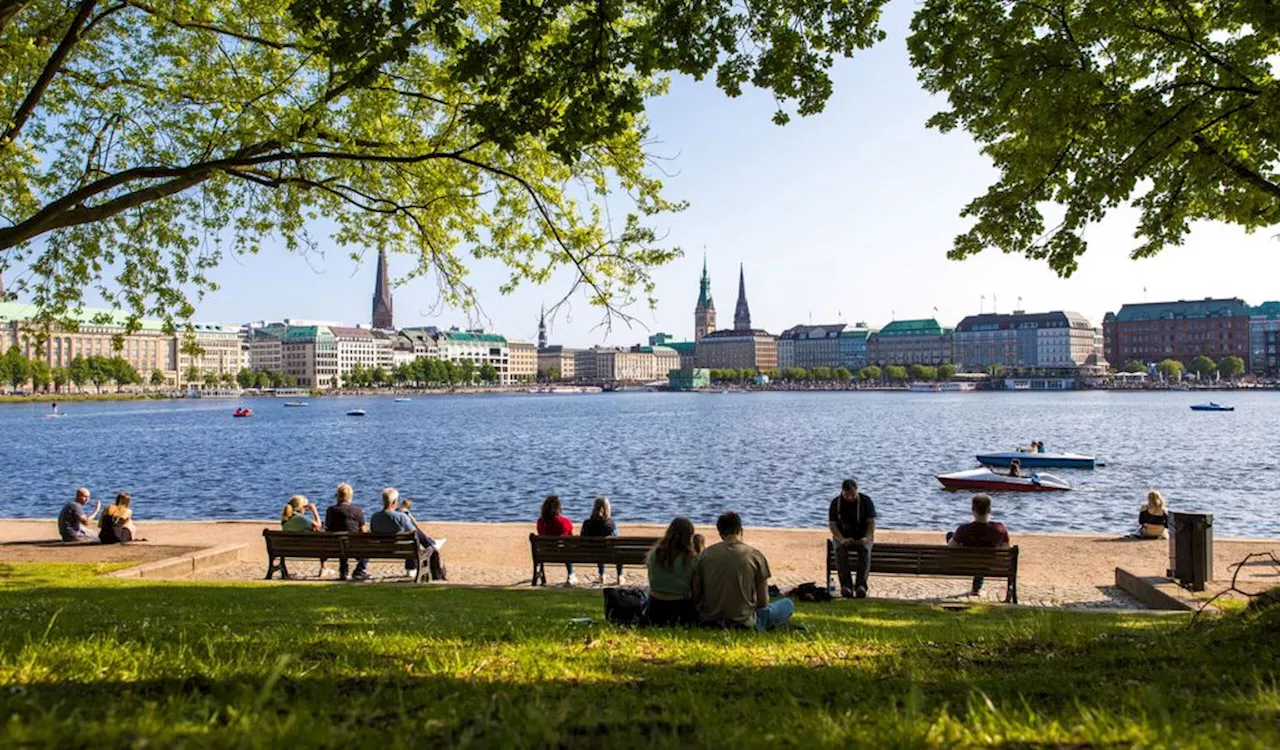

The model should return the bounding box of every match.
[694,253,716,342]
[733,263,751,331]
[697,254,713,310]
[537,304,548,349]
[372,247,394,329]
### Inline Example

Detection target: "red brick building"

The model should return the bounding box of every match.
[1102,298,1250,368]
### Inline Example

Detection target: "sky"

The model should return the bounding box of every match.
[14,2,1280,346]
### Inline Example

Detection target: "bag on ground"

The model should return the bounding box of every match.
[603,587,649,625]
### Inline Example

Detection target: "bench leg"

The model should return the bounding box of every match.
[1006,575,1017,604]
[531,561,541,586]
[265,556,276,580]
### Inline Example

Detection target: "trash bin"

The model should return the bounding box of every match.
[1168,511,1214,591]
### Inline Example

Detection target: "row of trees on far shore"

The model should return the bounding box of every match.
[709,364,959,384]
[1121,356,1247,381]
[1,347,143,393]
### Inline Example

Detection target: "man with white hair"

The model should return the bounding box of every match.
[58,488,99,542]
[368,488,446,580]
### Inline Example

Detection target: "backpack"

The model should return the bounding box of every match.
[603,587,650,625]
[787,582,833,603]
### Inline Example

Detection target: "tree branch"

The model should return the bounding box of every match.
[1,0,100,151]
[122,0,305,50]
[1191,134,1280,201]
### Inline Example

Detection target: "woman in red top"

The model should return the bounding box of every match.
[536,495,576,586]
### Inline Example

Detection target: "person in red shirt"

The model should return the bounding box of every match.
[536,494,577,586]
[946,493,1010,596]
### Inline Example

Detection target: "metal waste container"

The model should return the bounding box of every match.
[1168,511,1214,591]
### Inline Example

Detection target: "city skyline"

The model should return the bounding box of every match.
[4,2,1278,346]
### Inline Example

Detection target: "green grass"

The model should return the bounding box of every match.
[0,565,1276,748]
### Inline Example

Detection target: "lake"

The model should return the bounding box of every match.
[1,390,1274,537]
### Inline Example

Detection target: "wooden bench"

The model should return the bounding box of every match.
[529,535,659,586]
[262,530,430,583]
[826,540,1019,603]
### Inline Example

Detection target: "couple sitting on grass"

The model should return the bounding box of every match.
[278,484,446,581]
[645,511,795,632]
[58,487,145,545]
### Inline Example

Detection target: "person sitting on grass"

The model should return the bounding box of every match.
[370,488,445,581]
[645,516,700,626]
[693,512,794,631]
[946,493,1010,597]
[325,483,369,581]
[1135,490,1170,540]
[98,492,144,544]
[58,487,100,542]
[580,495,623,585]
[398,497,448,581]
[536,494,576,586]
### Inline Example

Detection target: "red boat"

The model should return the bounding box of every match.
[936,468,1070,492]
[233,408,253,418]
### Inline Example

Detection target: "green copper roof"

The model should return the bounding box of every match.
[0,302,169,331]
[664,341,696,354]
[1251,301,1280,319]
[838,329,872,340]
[1114,298,1248,322]
[877,318,943,337]
[441,331,506,344]
[696,256,713,310]
[283,325,334,341]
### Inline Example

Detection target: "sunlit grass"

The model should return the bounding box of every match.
[0,565,1275,747]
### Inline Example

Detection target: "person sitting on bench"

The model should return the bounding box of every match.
[276,495,320,578]
[325,483,369,581]
[946,493,1010,596]
[398,497,447,581]
[829,478,876,599]
[646,516,700,626]
[693,512,793,631]
[581,495,624,586]
[535,494,576,587]
[370,488,444,580]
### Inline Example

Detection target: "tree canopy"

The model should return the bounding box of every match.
[0,0,888,330]
[909,1,1279,276]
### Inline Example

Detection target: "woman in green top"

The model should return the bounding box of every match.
[277,495,321,579]
[646,517,700,626]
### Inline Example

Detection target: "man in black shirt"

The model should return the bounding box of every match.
[325,483,369,580]
[828,478,876,598]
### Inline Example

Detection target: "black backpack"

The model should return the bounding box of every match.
[787,582,833,603]
[603,587,650,625]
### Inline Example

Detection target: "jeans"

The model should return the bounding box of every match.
[755,597,795,631]
[945,532,984,593]
[835,540,872,592]
[596,563,624,578]
[339,557,369,579]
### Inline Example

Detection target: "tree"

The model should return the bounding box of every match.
[235,368,255,389]
[51,366,69,392]
[547,367,560,383]
[268,372,285,389]
[89,356,113,392]
[909,2,1280,277]
[28,358,51,392]
[458,359,477,385]
[1157,359,1184,381]
[811,366,833,381]
[834,367,852,381]
[986,364,1006,378]
[3,347,29,390]
[1189,355,1218,380]
[1123,360,1147,374]
[479,362,498,384]
[219,372,236,387]
[68,355,88,391]
[859,365,881,382]
[938,363,956,380]
[371,366,388,386]
[1,0,888,335]
[184,366,201,387]
[151,369,166,388]
[203,373,218,388]
[1218,355,1246,380]
[909,364,936,380]
[885,365,908,383]
[257,372,272,389]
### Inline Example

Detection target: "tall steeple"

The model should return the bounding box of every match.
[694,254,716,342]
[372,247,394,329]
[537,304,548,350]
[733,263,751,331]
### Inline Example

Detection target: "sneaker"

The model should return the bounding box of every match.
[617,573,627,586]
[351,572,370,582]
[840,588,855,599]
[855,586,868,599]
[566,573,578,587]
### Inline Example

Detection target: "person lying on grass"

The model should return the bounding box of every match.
[693,512,794,631]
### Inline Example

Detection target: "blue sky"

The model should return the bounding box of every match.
[29,3,1280,345]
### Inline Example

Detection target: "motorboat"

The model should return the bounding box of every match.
[346,409,367,417]
[233,408,253,418]
[936,468,1071,492]
[394,397,411,403]
[283,401,308,407]
[1190,402,1234,411]
[976,451,1096,469]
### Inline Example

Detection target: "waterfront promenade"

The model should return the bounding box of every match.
[3,520,1276,609]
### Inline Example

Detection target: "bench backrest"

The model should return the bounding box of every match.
[263,530,420,560]
[529,535,659,566]
[829,541,1018,577]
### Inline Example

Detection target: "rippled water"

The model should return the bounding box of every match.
[2,391,1276,537]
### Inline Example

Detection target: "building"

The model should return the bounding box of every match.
[866,319,953,367]
[778,324,845,370]
[0,302,178,383]
[953,310,1103,373]
[246,324,286,373]
[537,345,578,381]
[330,326,394,384]
[372,248,394,329]
[393,327,440,367]
[693,257,716,342]
[837,326,875,371]
[668,368,711,390]
[1102,298,1250,368]
[695,329,779,371]
[436,330,510,383]
[176,323,243,383]
[508,340,537,383]
[1249,302,1280,377]
[642,345,680,378]
[733,264,752,331]
[281,325,337,388]
[573,345,676,383]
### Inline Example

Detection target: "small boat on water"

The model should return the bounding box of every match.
[1190,402,1234,412]
[936,468,1071,492]
[283,401,308,408]
[394,397,411,403]
[233,408,253,418]
[976,451,1096,469]
[346,409,367,417]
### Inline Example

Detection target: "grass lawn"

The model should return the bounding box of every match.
[0,564,1276,747]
